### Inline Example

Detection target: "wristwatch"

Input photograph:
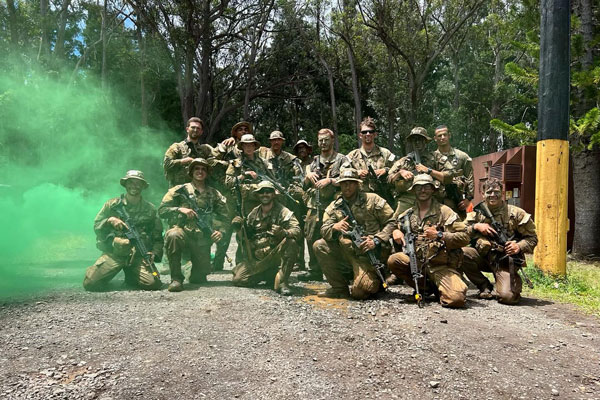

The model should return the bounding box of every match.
[436,231,444,241]
[372,237,381,247]
[427,168,432,175]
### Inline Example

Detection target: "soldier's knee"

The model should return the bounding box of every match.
[313,239,329,256]
[83,278,102,292]
[462,247,479,261]
[496,290,520,305]
[387,252,409,275]
[440,290,466,308]
[165,227,185,245]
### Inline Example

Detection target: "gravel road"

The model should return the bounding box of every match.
[1,263,599,400]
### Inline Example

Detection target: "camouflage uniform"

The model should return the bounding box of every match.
[83,196,163,291]
[387,198,470,307]
[303,152,347,274]
[225,154,273,217]
[163,140,216,187]
[431,147,474,216]
[388,150,437,216]
[232,201,301,291]
[314,190,395,300]
[462,203,537,304]
[345,145,396,199]
[159,182,229,284]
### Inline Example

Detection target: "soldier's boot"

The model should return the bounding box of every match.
[274,260,294,296]
[168,280,183,292]
[166,254,185,292]
[478,283,495,300]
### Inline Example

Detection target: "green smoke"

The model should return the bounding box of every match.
[0,63,173,296]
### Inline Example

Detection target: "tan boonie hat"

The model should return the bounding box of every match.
[408,173,435,191]
[120,170,149,189]
[231,121,253,136]
[254,180,276,193]
[407,127,431,141]
[336,168,363,184]
[237,134,261,150]
[269,130,285,140]
[293,139,313,154]
[188,158,211,177]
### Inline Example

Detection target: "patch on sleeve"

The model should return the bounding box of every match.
[445,212,458,226]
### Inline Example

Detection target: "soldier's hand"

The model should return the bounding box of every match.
[392,229,405,246]
[359,236,376,253]
[306,171,319,185]
[271,224,285,240]
[221,137,236,147]
[504,240,521,256]
[474,223,497,237]
[245,170,258,180]
[145,252,155,263]
[358,169,369,178]
[422,226,439,240]
[181,157,194,165]
[178,207,197,219]
[315,177,332,189]
[108,217,128,231]
[458,199,470,210]
[333,216,350,233]
[415,164,429,173]
[399,169,414,181]
[211,230,223,243]
[374,168,386,177]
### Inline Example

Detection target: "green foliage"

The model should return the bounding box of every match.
[490,119,536,145]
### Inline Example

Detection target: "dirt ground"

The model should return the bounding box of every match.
[1,257,599,400]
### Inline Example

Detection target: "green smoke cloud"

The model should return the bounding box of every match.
[0,63,173,296]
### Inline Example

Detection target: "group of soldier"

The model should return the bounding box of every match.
[83,116,538,307]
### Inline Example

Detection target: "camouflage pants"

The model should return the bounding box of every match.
[232,237,298,290]
[387,252,467,308]
[83,245,160,291]
[164,227,211,283]
[313,237,385,300]
[462,247,521,305]
[303,209,323,272]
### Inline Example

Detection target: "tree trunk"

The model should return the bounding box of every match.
[489,46,503,152]
[347,45,361,146]
[138,27,148,126]
[100,0,108,90]
[38,0,50,60]
[318,54,339,148]
[571,148,600,258]
[6,0,19,48]
[53,0,72,61]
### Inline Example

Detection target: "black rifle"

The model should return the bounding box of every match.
[400,210,423,307]
[367,164,395,206]
[175,186,215,237]
[338,199,388,290]
[114,196,160,282]
[242,160,301,208]
[233,175,256,263]
[473,202,533,288]
[314,156,324,222]
[409,148,422,165]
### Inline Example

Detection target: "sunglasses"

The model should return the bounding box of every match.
[360,130,376,134]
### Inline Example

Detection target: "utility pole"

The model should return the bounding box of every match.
[534,0,570,275]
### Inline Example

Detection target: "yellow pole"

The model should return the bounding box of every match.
[534,140,568,275]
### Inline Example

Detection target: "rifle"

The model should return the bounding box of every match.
[338,199,388,290]
[314,156,323,223]
[175,186,215,237]
[366,164,395,207]
[409,148,422,166]
[233,174,256,263]
[242,160,301,208]
[400,210,423,307]
[114,196,160,282]
[473,202,533,289]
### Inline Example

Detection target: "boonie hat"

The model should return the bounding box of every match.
[254,181,277,193]
[188,158,211,177]
[408,174,435,191]
[237,134,261,150]
[231,121,253,136]
[269,131,285,140]
[337,168,363,184]
[293,139,313,154]
[120,170,149,189]
[407,127,431,141]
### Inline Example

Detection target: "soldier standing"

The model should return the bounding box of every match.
[300,129,347,281]
[462,178,537,304]
[419,125,474,218]
[387,174,470,308]
[159,158,229,292]
[345,117,396,206]
[231,181,301,295]
[292,139,313,270]
[388,127,437,216]
[293,139,313,173]
[163,117,216,188]
[83,170,163,291]
[314,168,395,299]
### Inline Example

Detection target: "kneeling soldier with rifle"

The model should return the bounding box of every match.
[231,181,301,295]
[313,168,395,300]
[387,174,470,308]
[84,170,163,291]
[159,158,229,292]
[462,178,537,304]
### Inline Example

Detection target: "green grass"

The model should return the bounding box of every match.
[521,259,600,316]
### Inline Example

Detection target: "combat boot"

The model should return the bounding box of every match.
[168,280,183,292]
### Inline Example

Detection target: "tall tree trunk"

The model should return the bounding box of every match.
[53,0,72,62]
[347,45,361,146]
[38,0,50,60]
[138,27,148,126]
[100,0,108,89]
[488,46,503,152]
[572,148,600,258]
[182,42,195,124]
[6,0,19,48]
[574,0,595,116]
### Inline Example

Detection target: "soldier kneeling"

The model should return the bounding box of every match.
[231,181,301,295]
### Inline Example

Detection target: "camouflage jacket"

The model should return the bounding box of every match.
[225,154,273,213]
[94,196,163,259]
[432,147,474,201]
[465,203,538,255]
[396,199,469,268]
[321,192,395,244]
[388,150,437,199]
[247,202,301,259]
[303,152,347,211]
[163,140,216,187]
[345,145,396,193]
[258,147,301,185]
[158,183,229,244]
